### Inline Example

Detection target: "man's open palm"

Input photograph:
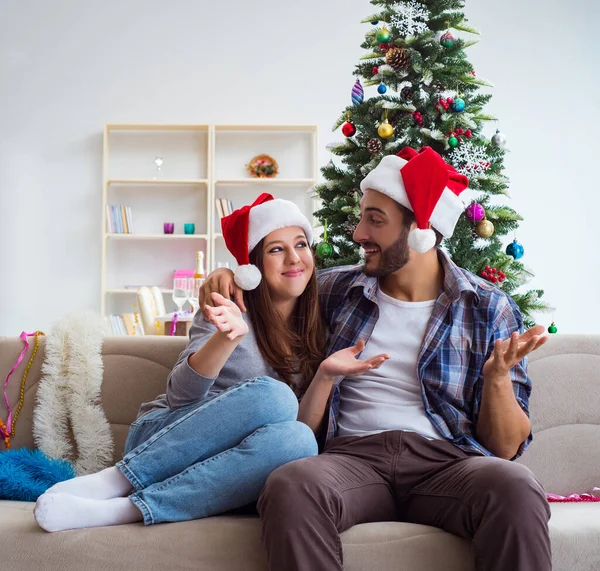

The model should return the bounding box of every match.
[482,325,548,379]
[319,340,390,379]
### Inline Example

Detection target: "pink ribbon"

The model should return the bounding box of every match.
[169,313,179,336]
[546,492,600,503]
[1,331,35,438]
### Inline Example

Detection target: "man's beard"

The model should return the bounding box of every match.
[361,232,410,277]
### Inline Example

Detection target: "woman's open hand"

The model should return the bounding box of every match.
[204,292,249,341]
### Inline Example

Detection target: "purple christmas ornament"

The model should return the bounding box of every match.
[465,203,485,223]
[351,79,364,105]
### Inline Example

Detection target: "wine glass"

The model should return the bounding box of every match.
[172,277,188,315]
[187,276,203,315]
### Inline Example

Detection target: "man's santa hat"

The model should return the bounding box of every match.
[360,147,470,253]
[221,193,313,290]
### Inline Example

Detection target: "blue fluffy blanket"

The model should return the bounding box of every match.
[0,448,75,501]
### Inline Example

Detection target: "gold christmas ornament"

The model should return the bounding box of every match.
[475,219,495,238]
[378,120,394,139]
[385,46,410,71]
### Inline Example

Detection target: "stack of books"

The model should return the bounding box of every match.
[215,198,234,219]
[106,313,145,335]
[106,204,134,233]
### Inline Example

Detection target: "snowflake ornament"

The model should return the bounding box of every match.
[389,1,430,37]
[448,143,491,178]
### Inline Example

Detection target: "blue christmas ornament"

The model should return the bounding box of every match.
[506,239,524,260]
[351,79,364,105]
[452,98,466,113]
[377,83,387,94]
[371,20,379,25]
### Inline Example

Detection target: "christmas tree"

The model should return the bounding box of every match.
[313,0,550,328]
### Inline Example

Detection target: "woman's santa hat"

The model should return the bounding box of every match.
[360,146,470,253]
[221,193,313,290]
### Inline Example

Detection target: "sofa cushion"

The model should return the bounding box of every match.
[1,501,598,571]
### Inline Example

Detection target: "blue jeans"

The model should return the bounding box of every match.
[115,376,317,525]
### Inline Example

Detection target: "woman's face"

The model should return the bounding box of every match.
[260,226,314,303]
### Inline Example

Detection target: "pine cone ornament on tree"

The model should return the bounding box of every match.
[385,47,410,71]
[401,86,414,101]
[367,138,383,154]
[343,221,356,235]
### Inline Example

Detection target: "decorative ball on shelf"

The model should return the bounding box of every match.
[475,219,495,239]
[378,120,394,139]
[448,136,459,148]
[440,31,455,47]
[377,27,391,43]
[385,46,410,71]
[465,202,485,223]
[401,86,414,101]
[452,98,466,112]
[377,83,388,94]
[506,239,524,260]
[367,138,383,154]
[342,121,357,137]
[548,321,558,334]
[351,79,364,105]
[492,129,507,149]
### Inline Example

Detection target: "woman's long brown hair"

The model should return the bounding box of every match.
[244,239,325,393]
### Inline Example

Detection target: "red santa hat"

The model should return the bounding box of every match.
[359,147,469,253]
[221,193,313,290]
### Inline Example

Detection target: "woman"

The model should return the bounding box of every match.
[34,193,388,532]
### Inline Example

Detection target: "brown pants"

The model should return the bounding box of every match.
[257,431,551,571]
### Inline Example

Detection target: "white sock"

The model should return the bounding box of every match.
[35,493,143,532]
[44,466,133,500]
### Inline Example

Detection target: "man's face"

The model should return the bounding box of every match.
[353,189,412,277]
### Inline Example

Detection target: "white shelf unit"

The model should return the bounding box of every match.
[101,124,319,318]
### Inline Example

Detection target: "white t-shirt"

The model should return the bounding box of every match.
[337,287,442,440]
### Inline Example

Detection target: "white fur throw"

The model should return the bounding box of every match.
[33,312,114,475]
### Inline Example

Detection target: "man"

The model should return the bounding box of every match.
[200,147,551,571]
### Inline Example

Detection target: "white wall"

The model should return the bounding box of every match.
[1,0,598,336]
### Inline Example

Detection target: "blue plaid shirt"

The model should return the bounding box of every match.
[317,249,532,458]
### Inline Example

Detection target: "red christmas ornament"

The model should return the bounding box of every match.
[372,66,379,76]
[342,121,357,137]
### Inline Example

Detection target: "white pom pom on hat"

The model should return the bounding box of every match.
[407,228,437,254]
[360,147,470,253]
[221,193,313,291]
[233,264,263,290]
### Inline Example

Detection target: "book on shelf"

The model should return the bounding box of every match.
[106,313,145,335]
[106,204,134,234]
[215,197,234,219]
